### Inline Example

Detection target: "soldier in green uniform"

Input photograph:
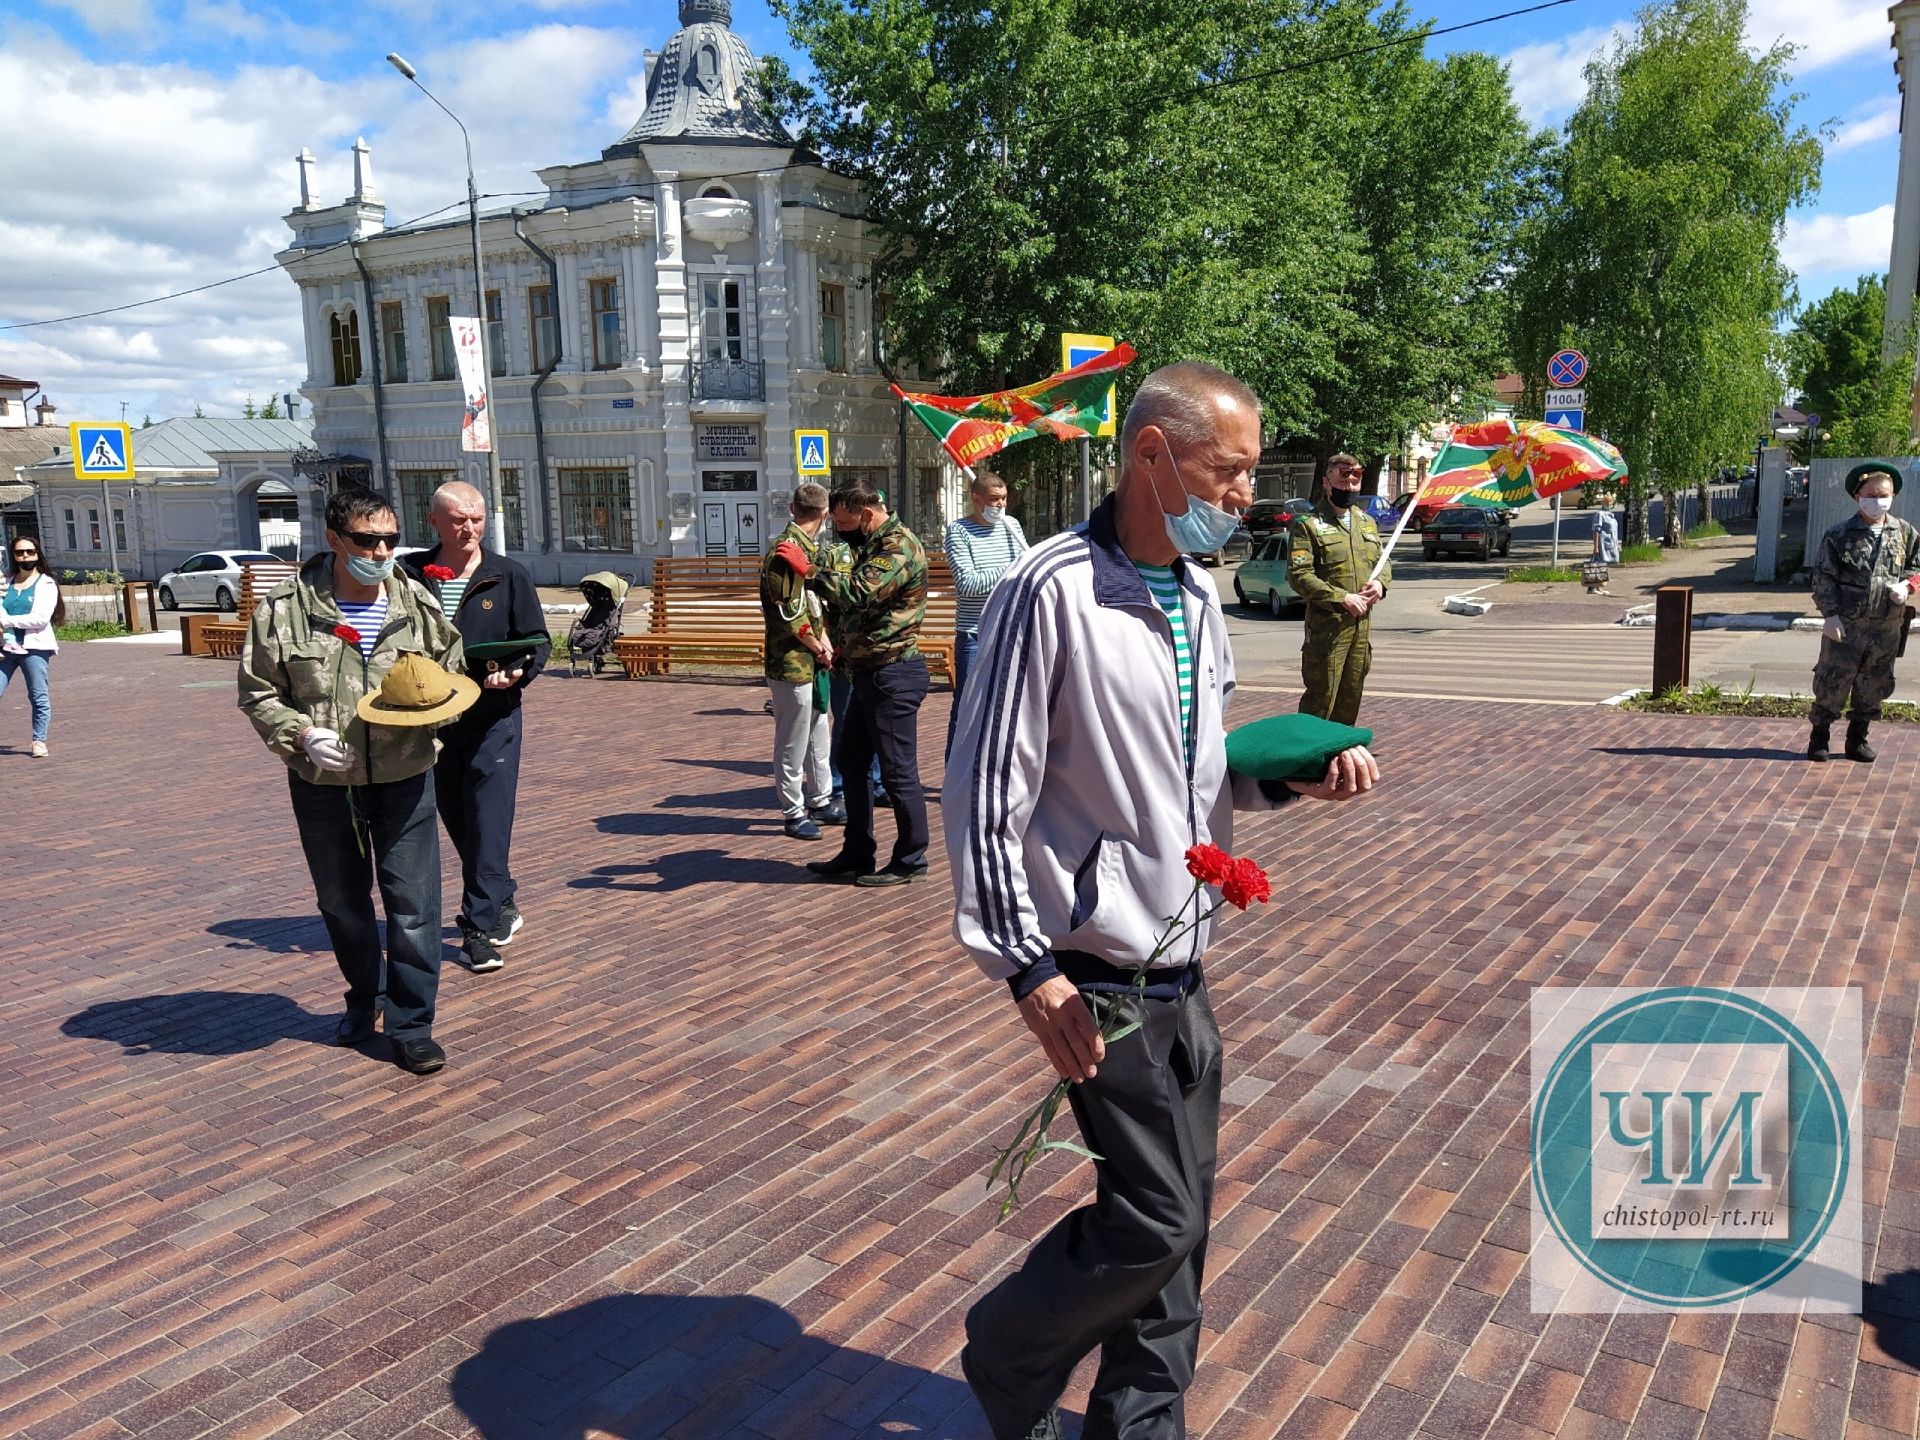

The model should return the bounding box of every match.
[804,479,932,887]
[761,483,838,839]
[1808,462,1920,762]
[1287,453,1388,725]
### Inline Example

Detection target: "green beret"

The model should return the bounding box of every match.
[1845,462,1903,497]
[1225,712,1374,781]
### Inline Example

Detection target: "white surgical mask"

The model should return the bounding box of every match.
[1859,495,1894,521]
[345,552,396,583]
[981,505,1007,525]
[1151,449,1242,555]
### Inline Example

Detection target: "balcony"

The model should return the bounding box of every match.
[690,358,765,402]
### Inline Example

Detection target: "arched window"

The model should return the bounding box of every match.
[329,308,363,386]
[701,183,736,200]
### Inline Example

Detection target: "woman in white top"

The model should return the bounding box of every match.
[1,536,61,757]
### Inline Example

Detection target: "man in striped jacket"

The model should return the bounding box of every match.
[946,363,1379,1440]
[943,474,1028,755]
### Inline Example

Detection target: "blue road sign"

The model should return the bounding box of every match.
[70,422,135,480]
[1547,349,1588,388]
[1546,408,1585,432]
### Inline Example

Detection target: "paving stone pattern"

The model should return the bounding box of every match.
[2,643,1918,1439]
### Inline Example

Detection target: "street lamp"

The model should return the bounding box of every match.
[386,51,507,553]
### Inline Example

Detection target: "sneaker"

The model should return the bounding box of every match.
[785,816,823,841]
[855,863,929,888]
[30,741,46,758]
[489,901,524,947]
[809,799,847,826]
[465,932,504,974]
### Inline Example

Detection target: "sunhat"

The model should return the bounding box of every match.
[356,652,481,727]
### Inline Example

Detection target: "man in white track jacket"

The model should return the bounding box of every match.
[946,361,1379,1440]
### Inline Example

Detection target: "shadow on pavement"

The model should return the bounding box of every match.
[1591,745,1805,762]
[61,991,332,1055]
[208,915,334,953]
[450,1292,1009,1440]
[596,811,770,838]
[655,785,773,813]
[664,756,771,776]
[570,852,815,892]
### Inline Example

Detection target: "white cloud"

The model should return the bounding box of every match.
[1781,205,1895,276]
[1503,24,1629,128]
[1830,96,1901,155]
[49,0,149,34]
[1746,0,1890,75]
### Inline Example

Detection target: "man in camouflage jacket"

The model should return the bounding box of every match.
[1287,453,1389,725]
[804,479,931,886]
[761,483,838,839]
[238,487,465,1073]
[1808,461,1920,762]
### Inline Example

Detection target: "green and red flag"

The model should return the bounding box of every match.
[1417,418,1628,514]
[892,343,1136,474]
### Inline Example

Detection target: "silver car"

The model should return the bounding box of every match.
[157,550,283,611]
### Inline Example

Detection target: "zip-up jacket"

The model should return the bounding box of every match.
[400,544,550,723]
[238,553,465,786]
[945,497,1292,998]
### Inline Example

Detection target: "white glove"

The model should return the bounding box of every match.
[1823,616,1845,643]
[300,727,354,772]
[1893,580,1913,604]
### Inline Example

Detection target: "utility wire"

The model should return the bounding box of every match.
[0,0,1586,335]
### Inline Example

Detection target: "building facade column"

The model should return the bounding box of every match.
[1886,3,1920,363]
[653,171,697,555]
[757,171,797,505]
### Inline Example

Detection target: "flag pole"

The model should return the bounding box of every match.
[1367,448,1446,586]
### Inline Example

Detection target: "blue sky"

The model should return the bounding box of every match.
[0,0,1901,424]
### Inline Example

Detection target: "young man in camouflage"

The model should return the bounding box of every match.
[761,483,839,839]
[804,479,931,887]
[1287,453,1388,725]
[238,487,466,1075]
[1808,461,1920,762]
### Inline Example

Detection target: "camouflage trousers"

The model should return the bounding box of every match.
[1810,618,1905,726]
[1300,613,1371,727]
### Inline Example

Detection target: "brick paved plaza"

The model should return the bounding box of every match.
[5,638,1920,1440]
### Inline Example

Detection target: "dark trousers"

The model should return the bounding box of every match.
[435,706,522,937]
[833,656,930,872]
[287,769,443,1041]
[944,628,982,759]
[829,670,884,798]
[966,979,1222,1440]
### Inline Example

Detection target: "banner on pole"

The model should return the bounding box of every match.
[450,316,492,453]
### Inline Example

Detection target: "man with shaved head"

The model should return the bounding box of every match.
[403,480,550,974]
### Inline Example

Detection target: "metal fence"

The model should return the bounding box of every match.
[1665,484,1747,533]
[50,580,128,626]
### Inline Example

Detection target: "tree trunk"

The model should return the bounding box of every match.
[1661,493,1683,547]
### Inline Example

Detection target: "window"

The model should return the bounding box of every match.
[529,286,558,371]
[380,301,408,383]
[701,278,745,362]
[559,467,632,552]
[486,290,506,376]
[0,399,9,416]
[701,183,735,199]
[428,296,455,381]
[396,469,449,545]
[113,507,127,552]
[590,279,622,370]
[62,508,76,549]
[501,467,526,551]
[87,507,102,550]
[329,308,362,386]
[820,283,846,372]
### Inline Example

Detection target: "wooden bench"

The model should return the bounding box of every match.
[200,562,299,658]
[613,552,958,684]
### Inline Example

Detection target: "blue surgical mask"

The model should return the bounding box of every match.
[981,505,1007,526]
[1153,449,1242,555]
[345,552,396,584]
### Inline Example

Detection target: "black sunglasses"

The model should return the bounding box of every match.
[12,550,38,560]
[340,531,401,550]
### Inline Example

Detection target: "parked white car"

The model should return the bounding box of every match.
[157,550,283,611]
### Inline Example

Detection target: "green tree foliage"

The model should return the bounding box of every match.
[242,396,258,419]
[1787,274,1917,460]
[260,396,282,419]
[766,0,1531,521]
[1509,0,1820,545]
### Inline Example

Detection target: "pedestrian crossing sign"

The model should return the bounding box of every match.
[69,423,135,480]
[795,429,831,477]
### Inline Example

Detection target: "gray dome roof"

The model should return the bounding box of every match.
[605,8,790,154]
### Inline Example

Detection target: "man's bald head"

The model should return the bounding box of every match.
[428,480,488,554]
[1119,362,1261,467]
[431,481,487,517]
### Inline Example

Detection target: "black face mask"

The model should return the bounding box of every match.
[836,525,866,545]
[1328,487,1361,508]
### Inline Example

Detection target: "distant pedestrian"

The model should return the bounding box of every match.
[760,484,840,839]
[401,481,550,974]
[943,474,1028,755]
[1807,462,1920,763]
[0,535,60,757]
[822,508,886,811]
[805,481,930,887]
[239,487,471,1075]
[1288,453,1389,725]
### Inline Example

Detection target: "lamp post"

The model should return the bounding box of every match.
[386,52,507,553]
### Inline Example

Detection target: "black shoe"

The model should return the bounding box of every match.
[1808,723,1831,762]
[806,854,871,882]
[856,864,929,888]
[489,901,523,947]
[872,787,891,806]
[465,932,504,974]
[391,1037,446,1074]
[1847,719,1877,762]
[810,800,847,826]
[961,1344,1062,1440]
[334,1010,378,1046]
[785,816,823,841]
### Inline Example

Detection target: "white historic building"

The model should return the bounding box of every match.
[277,0,957,583]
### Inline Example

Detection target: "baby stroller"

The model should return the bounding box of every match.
[566,571,635,676]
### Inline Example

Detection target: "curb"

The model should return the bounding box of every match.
[1618,611,1808,631]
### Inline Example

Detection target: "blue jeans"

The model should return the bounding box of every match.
[287,769,443,1040]
[0,650,51,743]
[944,629,981,758]
[828,669,884,799]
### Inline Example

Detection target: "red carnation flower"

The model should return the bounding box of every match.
[333,623,362,645]
[1185,843,1233,886]
[423,564,455,582]
[1220,857,1272,910]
